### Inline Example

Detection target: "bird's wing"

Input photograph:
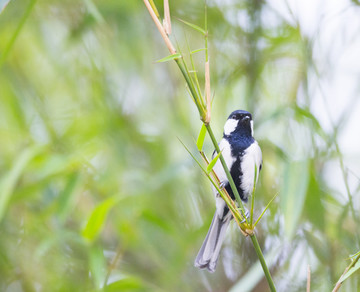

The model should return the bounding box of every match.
[211,138,235,191]
[240,141,262,197]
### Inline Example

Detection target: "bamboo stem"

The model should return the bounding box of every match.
[143,2,276,290]
[250,235,276,292]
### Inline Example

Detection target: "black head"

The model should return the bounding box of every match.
[223,110,253,137]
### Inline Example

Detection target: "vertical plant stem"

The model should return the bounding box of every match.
[103,245,123,289]
[175,58,206,121]
[250,235,276,292]
[307,265,311,292]
[143,0,176,54]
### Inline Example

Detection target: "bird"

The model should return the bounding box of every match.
[194,110,262,273]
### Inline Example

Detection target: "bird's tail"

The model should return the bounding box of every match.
[194,212,231,272]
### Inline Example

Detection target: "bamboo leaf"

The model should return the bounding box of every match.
[178,138,207,173]
[156,53,181,63]
[196,124,207,151]
[191,48,206,54]
[340,258,360,282]
[177,18,206,35]
[106,276,144,291]
[89,246,106,288]
[206,150,222,174]
[0,145,42,222]
[148,0,160,19]
[254,192,278,227]
[82,196,120,241]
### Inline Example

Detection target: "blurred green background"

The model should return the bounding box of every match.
[1,0,360,291]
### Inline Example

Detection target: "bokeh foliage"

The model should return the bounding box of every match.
[0,0,360,291]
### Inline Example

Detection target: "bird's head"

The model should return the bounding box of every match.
[223,110,253,137]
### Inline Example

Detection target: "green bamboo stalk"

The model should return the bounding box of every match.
[250,235,276,292]
[174,58,206,121]
[142,1,276,290]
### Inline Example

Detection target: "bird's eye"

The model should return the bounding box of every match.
[231,115,237,119]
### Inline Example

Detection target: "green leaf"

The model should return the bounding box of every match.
[254,192,278,227]
[106,276,144,291]
[206,150,222,174]
[82,196,120,241]
[177,18,206,35]
[340,258,360,282]
[57,173,81,222]
[0,145,42,222]
[178,138,207,174]
[304,166,325,230]
[191,48,206,54]
[89,246,106,288]
[156,53,181,63]
[196,124,207,151]
[281,159,310,239]
[148,0,160,19]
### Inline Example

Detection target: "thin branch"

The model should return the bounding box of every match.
[143,0,176,55]
[163,0,172,35]
[103,245,123,288]
[205,61,211,124]
[332,253,360,292]
[307,265,311,292]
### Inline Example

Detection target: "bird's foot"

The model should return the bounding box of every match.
[219,181,227,190]
[239,208,250,223]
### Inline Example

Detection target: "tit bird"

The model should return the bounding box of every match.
[194,110,262,273]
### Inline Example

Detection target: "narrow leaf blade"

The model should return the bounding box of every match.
[156,53,181,63]
[340,259,360,282]
[0,145,42,222]
[177,18,206,35]
[206,150,222,174]
[254,192,279,227]
[196,124,207,151]
[191,48,206,54]
[82,196,119,241]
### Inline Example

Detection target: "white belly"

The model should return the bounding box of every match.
[240,141,262,197]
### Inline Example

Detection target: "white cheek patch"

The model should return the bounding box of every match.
[250,120,254,137]
[240,141,262,198]
[223,119,238,135]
